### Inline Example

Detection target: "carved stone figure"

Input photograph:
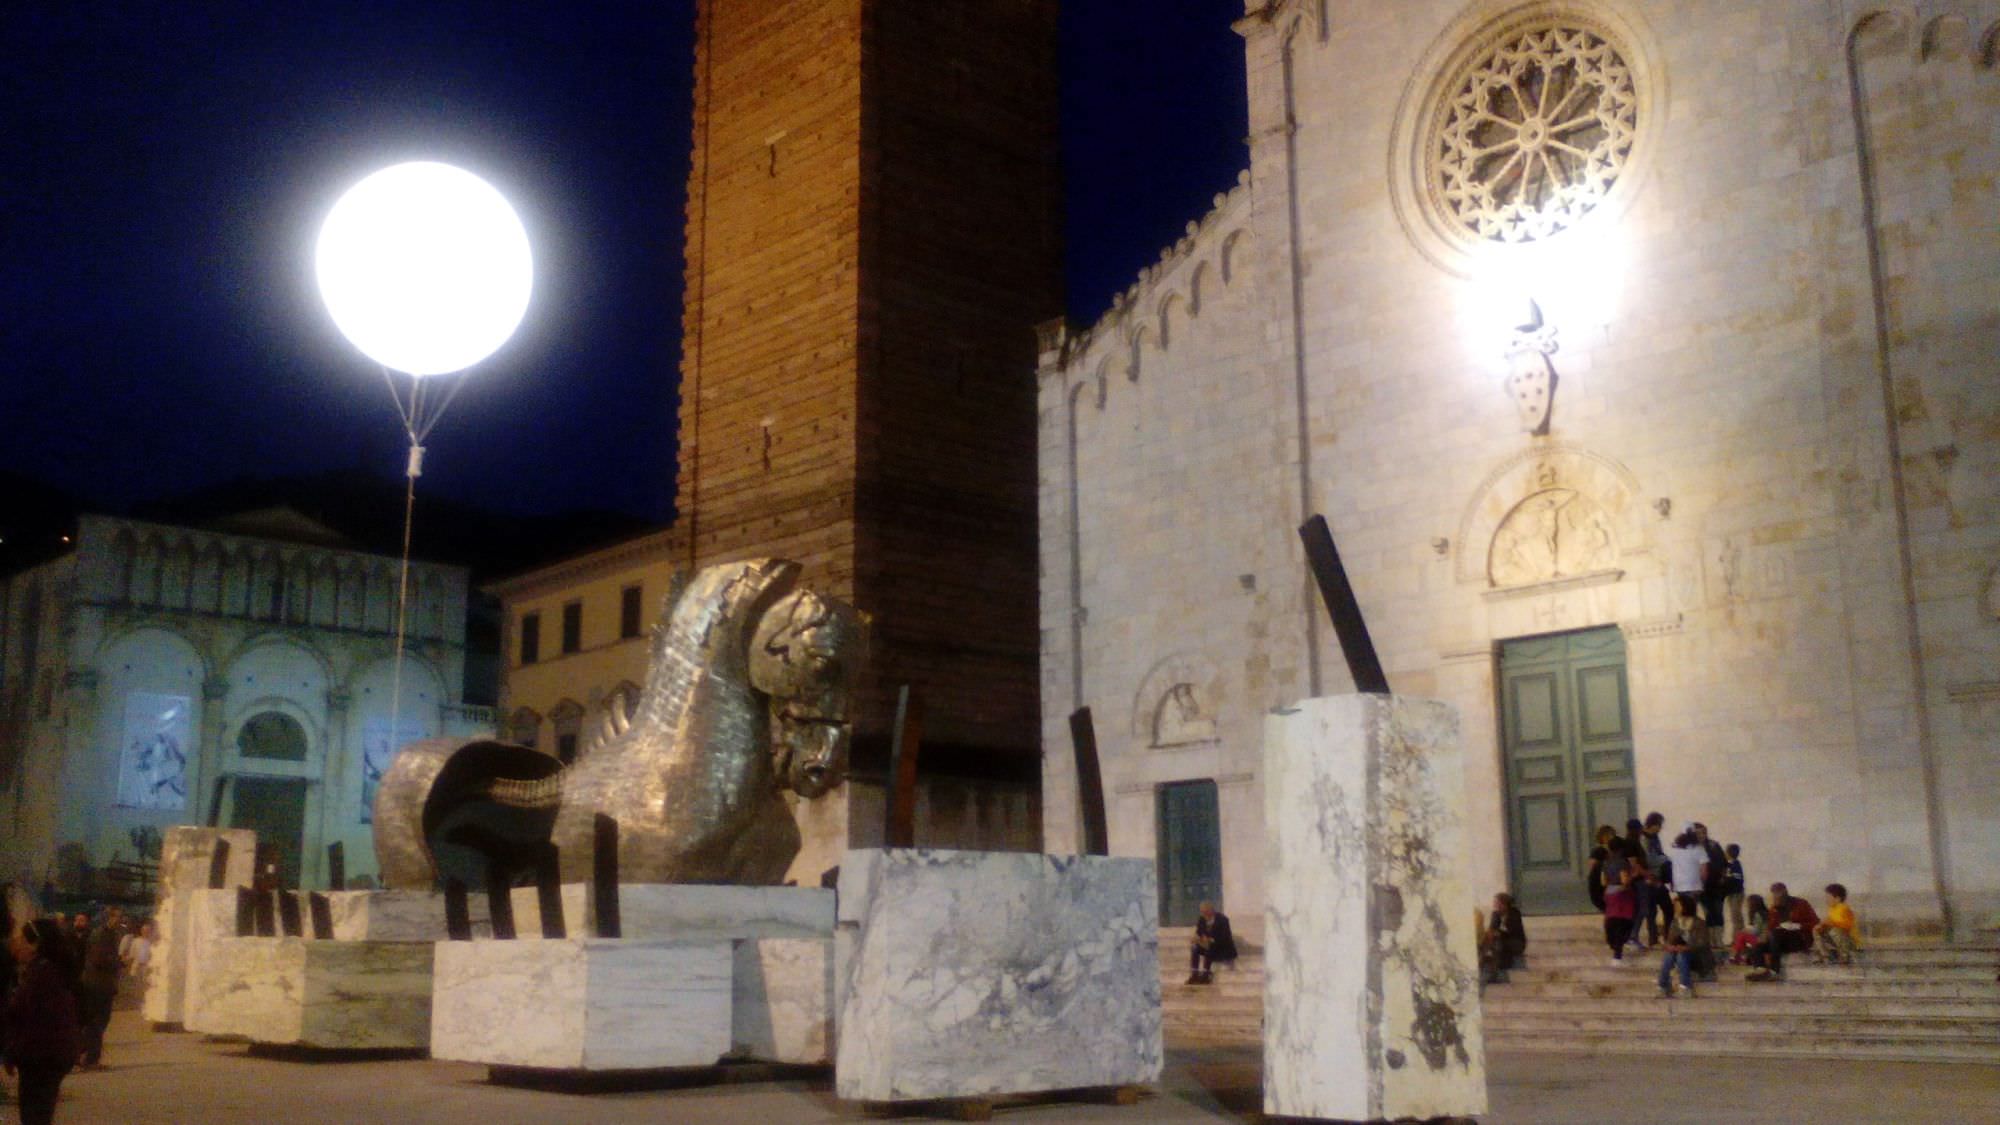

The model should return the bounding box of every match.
[372,559,865,889]
[1488,488,1617,586]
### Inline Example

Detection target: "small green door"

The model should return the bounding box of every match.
[1500,627,1636,914]
[230,776,310,889]
[1156,779,1222,927]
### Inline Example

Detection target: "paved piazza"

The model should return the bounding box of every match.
[14,1012,1993,1124]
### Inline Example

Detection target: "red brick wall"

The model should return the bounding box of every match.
[677,0,1060,771]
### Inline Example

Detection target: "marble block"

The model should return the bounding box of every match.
[186,937,434,1049]
[325,890,491,941]
[731,938,834,1064]
[431,938,732,1070]
[507,883,834,940]
[143,829,256,1027]
[179,889,248,1032]
[834,848,1161,1103]
[1262,695,1487,1123]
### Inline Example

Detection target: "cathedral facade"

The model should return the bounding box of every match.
[1038,0,1999,936]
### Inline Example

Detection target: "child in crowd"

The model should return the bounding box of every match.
[1603,865,1638,966]
[1815,883,1860,964]
[1731,894,1769,964]
[1722,844,1746,940]
[1657,893,1710,999]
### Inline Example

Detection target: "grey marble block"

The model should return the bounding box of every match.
[324,890,491,941]
[506,882,834,940]
[186,936,434,1050]
[834,848,1161,1103]
[1263,695,1487,1122]
[431,938,733,1070]
[731,938,834,1065]
[143,828,255,1027]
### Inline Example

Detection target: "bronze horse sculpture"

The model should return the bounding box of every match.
[372,559,865,889]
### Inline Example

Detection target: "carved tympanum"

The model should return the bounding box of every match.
[1489,487,1616,586]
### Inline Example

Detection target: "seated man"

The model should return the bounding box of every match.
[1480,892,1527,984]
[1187,901,1237,985]
[1746,881,1818,981]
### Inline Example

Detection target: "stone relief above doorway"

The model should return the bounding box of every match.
[1132,653,1221,748]
[1456,444,1648,591]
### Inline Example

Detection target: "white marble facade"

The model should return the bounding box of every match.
[187,936,434,1050]
[431,938,733,1070]
[731,937,834,1065]
[834,848,1161,1103]
[1263,695,1486,1122]
[142,827,254,1026]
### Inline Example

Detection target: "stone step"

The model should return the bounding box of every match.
[1494,976,1998,1000]
[1486,1028,2000,1065]
[1523,940,1995,967]
[1488,991,2000,1017]
[1488,1010,2000,1042]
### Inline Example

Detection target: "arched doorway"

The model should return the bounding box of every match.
[231,711,311,887]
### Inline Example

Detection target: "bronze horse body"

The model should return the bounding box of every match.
[372,559,863,889]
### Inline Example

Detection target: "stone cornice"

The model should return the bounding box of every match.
[484,526,683,602]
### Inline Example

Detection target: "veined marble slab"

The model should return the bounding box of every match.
[179,889,247,1033]
[1263,695,1487,1122]
[731,938,834,1065]
[431,938,732,1070]
[834,848,1161,1103]
[506,883,834,940]
[186,936,434,1049]
[143,828,255,1027]
[324,889,491,941]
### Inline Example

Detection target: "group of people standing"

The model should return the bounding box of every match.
[1586,812,1861,997]
[2,901,152,1125]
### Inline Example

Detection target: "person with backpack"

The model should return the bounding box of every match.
[4,918,84,1125]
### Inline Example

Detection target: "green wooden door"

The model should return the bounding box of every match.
[1156,779,1221,927]
[1500,627,1635,914]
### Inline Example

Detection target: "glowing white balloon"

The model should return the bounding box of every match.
[315,161,532,376]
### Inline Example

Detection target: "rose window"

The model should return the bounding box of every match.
[1430,25,1637,243]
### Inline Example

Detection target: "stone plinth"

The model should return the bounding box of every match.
[732,937,834,1065]
[179,889,246,1032]
[833,848,1160,1103]
[506,883,834,940]
[143,827,256,1026]
[186,937,434,1050]
[1262,695,1487,1123]
[431,939,733,1071]
[324,890,490,941]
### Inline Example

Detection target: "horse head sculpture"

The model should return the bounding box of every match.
[372,559,865,890]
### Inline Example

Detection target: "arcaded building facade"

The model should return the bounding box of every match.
[1038,1,1999,936]
[0,512,492,891]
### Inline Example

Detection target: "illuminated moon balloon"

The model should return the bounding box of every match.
[315,161,533,376]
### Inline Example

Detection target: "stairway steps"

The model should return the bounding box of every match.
[1488,1030,2000,1065]
[1488,1010,2000,1040]
[1490,995,1999,1018]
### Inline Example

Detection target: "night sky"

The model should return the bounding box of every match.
[2,2,1246,525]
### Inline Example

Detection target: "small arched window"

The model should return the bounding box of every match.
[238,711,308,762]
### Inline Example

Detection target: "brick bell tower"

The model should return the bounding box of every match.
[673,0,1062,869]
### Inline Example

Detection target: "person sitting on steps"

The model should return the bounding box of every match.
[1187,901,1236,985]
[1480,892,1528,984]
[1746,882,1818,982]
[1814,883,1860,965]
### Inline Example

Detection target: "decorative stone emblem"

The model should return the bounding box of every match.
[1153,683,1216,747]
[1504,299,1560,434]
[1489,488,1617,586]
[1431,23,1637,243]
[1133,653,1220,748]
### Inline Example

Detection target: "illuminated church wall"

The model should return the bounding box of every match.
[1039,0,2000,937]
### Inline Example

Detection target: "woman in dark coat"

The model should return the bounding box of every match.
[4,917,83,1125]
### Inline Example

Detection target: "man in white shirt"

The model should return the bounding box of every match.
[1666,824,1709,898]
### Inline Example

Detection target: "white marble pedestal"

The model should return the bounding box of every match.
[186,937,434,1050]
[506,882,834,940]
[833,848,1161,1103]
[324,889,491,940]
[1262,695,1487,1123]
[142,827,256,1027]
[431,938,734,1070]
